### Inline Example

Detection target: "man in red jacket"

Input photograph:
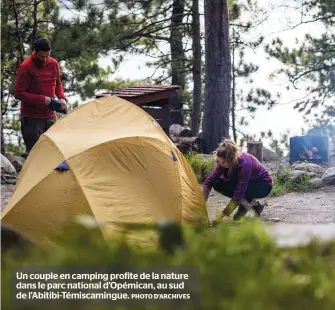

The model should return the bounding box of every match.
[14,38,67,156]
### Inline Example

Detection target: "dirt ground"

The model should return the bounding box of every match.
[1,184,15,211]
[206,185,335,224]
[2,183,334,224]
[1,183,335,246]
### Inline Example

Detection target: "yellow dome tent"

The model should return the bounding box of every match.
[1,96,208,244]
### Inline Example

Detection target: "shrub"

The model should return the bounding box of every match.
[185,152,216,183]
[2,220,335,309]
[270,166,317,197]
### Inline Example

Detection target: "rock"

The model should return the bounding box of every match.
[322,167,335,185]
[270,217,282,222]
[1,175,16,185]
[309,178,323,187]
[1,154,18,185]
[1,154,17,175]
[263,147,280,162]
[11,156,25,173]
[293,162,323,174]
[288,170,317,182]
[288,170,308,181]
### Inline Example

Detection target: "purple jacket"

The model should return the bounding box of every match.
[203,152,272,201]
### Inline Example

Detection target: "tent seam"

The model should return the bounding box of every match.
[44,136,101,222]
[2,136,96,222]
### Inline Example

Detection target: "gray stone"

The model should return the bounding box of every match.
[11,156,25,173]
[263,147,280,162]
[293,162,323,174]
[288,170,318,182]
[322,167,335,185]
[1,175,16,185]
[1,154,18,185]
[1,154,17,175]
[288,170,309,181]
[309,178,323,187]
[270,217,282,223]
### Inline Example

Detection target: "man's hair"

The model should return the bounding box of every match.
[34,38,51,52]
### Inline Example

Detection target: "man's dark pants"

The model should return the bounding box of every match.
[20,117,56,154]
[213,178,272,219]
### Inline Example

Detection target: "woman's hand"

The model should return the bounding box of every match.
[223,200,240,216]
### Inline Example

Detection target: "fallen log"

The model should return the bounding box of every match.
[175,143,189,154]
[174,136,200,144]
[172,136,204,154]
[169,124,193,137]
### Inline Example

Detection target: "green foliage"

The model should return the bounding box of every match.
[265,0,335,125]
[270,165,318,197]
[229,0,280,143]
[184,152,216,182]
[238,129,290,157]
[1,0,151,152]
[2,220,335,309]
[5,142,25,158]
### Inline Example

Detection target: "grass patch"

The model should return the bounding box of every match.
[2,220,335,309]
[269,166,319,197]
[185,152,216,183]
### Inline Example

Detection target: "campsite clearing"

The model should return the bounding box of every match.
[2,183,334,225]
[206,185,335,224]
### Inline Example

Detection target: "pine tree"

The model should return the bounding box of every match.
[0,0,147,155]
[229,0,279,145]
[202,0,231,153]
[265,0,334,127]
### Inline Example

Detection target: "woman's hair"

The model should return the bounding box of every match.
[214,138,239,166]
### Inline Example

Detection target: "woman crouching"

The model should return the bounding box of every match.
[202,138,273,222]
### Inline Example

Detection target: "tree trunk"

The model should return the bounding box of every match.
[247,141,263,162]
[202,0,231,153]
[32,0,38,47]
[1,85,7,156]
[1,115,5,156]
[12,0,25,63]
[231,27,237,143]
[170,0,186,125]
[190,0,202,136]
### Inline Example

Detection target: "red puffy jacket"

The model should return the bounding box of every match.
[14,51,65,118]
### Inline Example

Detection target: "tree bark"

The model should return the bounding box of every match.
[247,141,263,162]
[32,0,38,47]
[12,0,25,63]
[190,0,202,136]
[1,115,5,156]
[202,0,231,153]
[231,27,237,142]
[1,86,7,156]
[170,0,186,125]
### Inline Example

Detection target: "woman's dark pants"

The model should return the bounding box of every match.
[213,179,272,220]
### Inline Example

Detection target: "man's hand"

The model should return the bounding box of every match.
[60,98,67,110]
[48,98,67,114]
[44,97,51,105]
